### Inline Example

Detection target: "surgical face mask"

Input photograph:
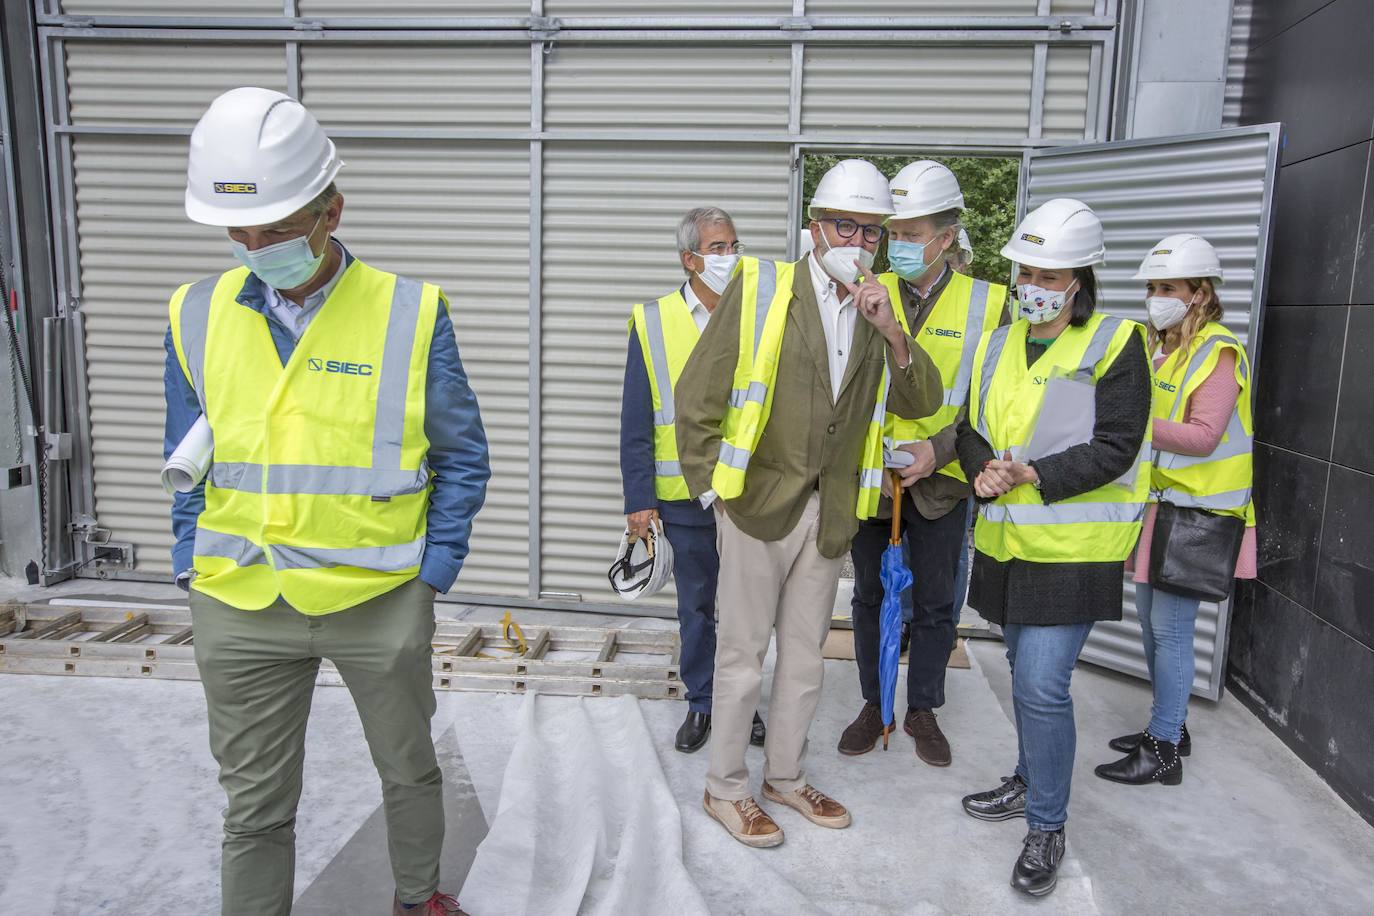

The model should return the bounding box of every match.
[1146,295,1193,330]
[1016,281,1077,325]
[230,214,326,290]
[888,238,935,281]
[693,252,740,295]
[817,229,874,285]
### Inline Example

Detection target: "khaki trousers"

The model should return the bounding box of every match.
[190,576,442,916]
[707,493,844,800]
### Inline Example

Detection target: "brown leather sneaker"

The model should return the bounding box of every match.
[838,702,886,756]
[703,790,785,848]
[762,782,852,829]
[904,707,952,767]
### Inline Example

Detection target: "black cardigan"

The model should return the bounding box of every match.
[955,328,1152,627]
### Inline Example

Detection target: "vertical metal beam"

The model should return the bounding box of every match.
[787,143,802,260]
[527,2,545,600]
[286,42,300,99]
[1028,43,1048,141]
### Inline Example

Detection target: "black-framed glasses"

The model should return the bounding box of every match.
[819,218,886,245]
[697,241,746,256]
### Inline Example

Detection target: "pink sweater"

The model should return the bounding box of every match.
[1128,349,1258,583]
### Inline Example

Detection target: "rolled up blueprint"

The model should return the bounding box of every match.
[160,414,213,494]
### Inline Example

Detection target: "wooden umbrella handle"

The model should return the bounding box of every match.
[890,470,903,546]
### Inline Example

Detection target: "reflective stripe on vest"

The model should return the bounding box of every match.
[968,313,1150,564]
[1150,324,1255,517]
[632,289,702,501]
[171,260,438,615]
[881,271,1005,484]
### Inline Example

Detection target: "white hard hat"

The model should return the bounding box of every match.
[957,227,973,256]
[608,518,674,601]
[1133,233,1224,284]
[888,160,965,220]
[1000,198,1106,269]
[808,159,895,218]
[185,87,344,227]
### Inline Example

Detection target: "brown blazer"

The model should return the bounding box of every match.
[675,258,943,559]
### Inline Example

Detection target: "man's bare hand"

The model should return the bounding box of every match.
[626,508,659,540]
[897,440,938,486]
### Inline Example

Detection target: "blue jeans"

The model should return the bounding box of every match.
[1003,621,1095,833]
[1134,583,1201,744]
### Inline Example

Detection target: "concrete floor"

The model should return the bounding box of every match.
[1,580,1371,914]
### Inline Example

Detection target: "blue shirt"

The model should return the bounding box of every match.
[163,243,491,593]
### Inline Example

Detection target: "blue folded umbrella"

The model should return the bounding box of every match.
[878,471,913,749]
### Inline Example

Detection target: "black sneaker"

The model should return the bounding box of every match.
[1011,828,1065,897]
[960,773,1027,822]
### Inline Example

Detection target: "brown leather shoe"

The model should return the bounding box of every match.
[904,707,952,767]
[762,782,852,829]
[703,790,784,848]
[838,702,886,756]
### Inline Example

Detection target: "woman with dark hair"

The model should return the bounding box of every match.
[952,198,1152,898]
[1096,234,1257,786]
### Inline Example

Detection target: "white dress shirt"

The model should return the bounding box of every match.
[262,240,347,340]
[682,281,712,333]
[807,252,858,402]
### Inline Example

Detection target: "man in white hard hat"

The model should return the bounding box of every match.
[164,87,489,916]
[675,159,942,847]
[838,161,1007,768]
[619,207,768,754]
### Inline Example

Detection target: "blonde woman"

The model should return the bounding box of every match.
[1096,234,1257,787]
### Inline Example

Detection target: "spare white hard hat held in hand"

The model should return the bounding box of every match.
[185,87,344,228]
[608,518,675,601]
[1133,233,1224,284]
[1000,197,1106,270]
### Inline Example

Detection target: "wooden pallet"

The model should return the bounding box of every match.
[0,603,687,700]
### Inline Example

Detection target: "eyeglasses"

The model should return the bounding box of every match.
[697,241,746,256]
[819,218,887,245]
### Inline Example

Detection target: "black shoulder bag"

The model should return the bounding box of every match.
[1148,501,1244,601]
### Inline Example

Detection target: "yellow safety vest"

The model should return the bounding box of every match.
[710,257,887,519]
[968,312,1151,564]
[629,288,701,501]
[1150,321,1256,524]
[169,259,439,615]
[878,271,1006,482]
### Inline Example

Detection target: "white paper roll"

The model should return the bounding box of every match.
[161,414,214,494]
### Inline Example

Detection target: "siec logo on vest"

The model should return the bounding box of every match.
[925,327,963,339]
[1154,378,1178,392]
[307,357,374,377]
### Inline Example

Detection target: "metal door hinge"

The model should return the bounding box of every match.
[530,16,561,40]
[69,515,135,572]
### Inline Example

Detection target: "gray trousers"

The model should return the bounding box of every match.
[190,577,442,915]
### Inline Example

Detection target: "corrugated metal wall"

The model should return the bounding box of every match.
[539,143,791,604]
[1023,126,1280,699]
[1223,0,1252,129]
[37,5,1117,612]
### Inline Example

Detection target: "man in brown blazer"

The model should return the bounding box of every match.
[674,160,943,847]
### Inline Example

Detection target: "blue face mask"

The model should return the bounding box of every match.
[230,214,326,290]
[888,238,933,281]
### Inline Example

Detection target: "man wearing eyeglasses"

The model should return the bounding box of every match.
[675,161,943,847]
[620,206,766,754]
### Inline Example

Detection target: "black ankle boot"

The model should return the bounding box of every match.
[1094,732,1182,785]
[1108,722,1191,757]
[1011,828,1066,897]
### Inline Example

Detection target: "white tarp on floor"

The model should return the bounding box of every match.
[460,692,710,916]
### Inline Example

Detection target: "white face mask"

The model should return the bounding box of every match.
[1016,280,1077,325]
[1146,295,1193,330]
[817,229,874,285]
[692,252,740,295]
